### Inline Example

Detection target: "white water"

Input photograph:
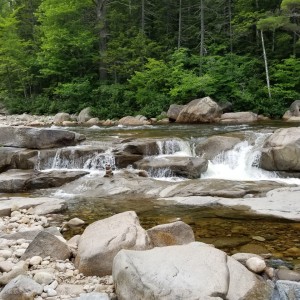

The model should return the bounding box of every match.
[156,139,195,157]
[202,132,300,184]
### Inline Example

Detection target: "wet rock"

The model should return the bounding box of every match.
[0,126,84,149]
[134,156,208,179]
[21,231,71,260]
[195,135,241,160]
[75,211,152,276]
[246,257,266,273]
[284,247,300,257]
[176,97,222,123]
[272,280,300,300]
[260,127,300,171]
[276,269,300,281]
[238,243,270,255]
[147,221,195,247]
[121,139,159,156]
[0,275,43,300]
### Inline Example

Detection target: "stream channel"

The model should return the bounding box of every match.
[35,121,300,266]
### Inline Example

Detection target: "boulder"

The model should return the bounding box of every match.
[78,107,93,123]
[272,280,300,300]
[147,221,195,246]
[260,127,300,171]
[0,275,43,300]
[0,147,25,172]
[134,156,208,179]
[86,118,100,125]
[289,100,300,117]
[21,231,71,260]
[53,112,71,125]
[0,126,85,149]
[176,97,222,123]
[220,112,258,123]
[121,139,160,156]
[112,242,264,300]
[167,104,185,121]
[75,211,152,276]
[118,116,149,126]
[195,136,241,160]
[0,169,88,193]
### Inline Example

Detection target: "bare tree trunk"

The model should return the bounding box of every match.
[260,30,271,99]
[199,0,205,75]
[141,0,145,34]
[178,0,182,49]
[228,0,233,53]
[93,0,108,81]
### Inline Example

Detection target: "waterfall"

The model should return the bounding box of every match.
[156,139,195,157]
[37,147,116,171]
[202,132,279,181]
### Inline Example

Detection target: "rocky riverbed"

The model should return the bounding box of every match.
[1,199,300,299]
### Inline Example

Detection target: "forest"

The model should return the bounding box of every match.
[0,0,299,119]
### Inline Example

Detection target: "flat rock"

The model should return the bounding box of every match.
[0,197,67,217]
[0,126,85,149]
[0,169,88,193]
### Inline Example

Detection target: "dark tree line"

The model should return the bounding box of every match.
[0,0,299,118]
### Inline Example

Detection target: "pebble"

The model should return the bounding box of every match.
[29,256,43,266]
[246,257,266,273]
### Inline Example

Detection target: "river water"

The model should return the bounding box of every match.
[49,121,300,264]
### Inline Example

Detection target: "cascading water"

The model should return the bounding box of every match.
[156,139,195,156]
[202,132,280,181]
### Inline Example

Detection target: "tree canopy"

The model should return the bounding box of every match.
[0,0,299,118]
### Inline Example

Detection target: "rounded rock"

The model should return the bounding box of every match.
[246,257,266,273]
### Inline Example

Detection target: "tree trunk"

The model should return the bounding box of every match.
[260,30,271,99]
[94,0,108,81]
[178,0,182,49]
[199,0,205,75]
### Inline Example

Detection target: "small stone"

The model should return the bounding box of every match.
[47,288,57,297]
[246,257,266,273]
[252,236,266,242]
[11,211,21,217]
[0,249,12,259]
[29,256,43,266]
[264,267,275,279]
[0,261,15,273]
[34,271,55,285]
[15,248,26,257]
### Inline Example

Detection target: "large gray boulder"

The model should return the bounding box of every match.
[22,231,71,260]
[0,126,85,149]
[0,275,43,300]
[195,136,241,160]
[112,242,265,300]
[167,104,185,121]
[75,211,152,276]
[147,221,195,247]
[260,127,300,171]
[220,112,258,123]
[134,156,208,179]
[78,107,93,123]
[176,97,222,123]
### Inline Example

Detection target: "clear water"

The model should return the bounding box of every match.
[43,122,300,264]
